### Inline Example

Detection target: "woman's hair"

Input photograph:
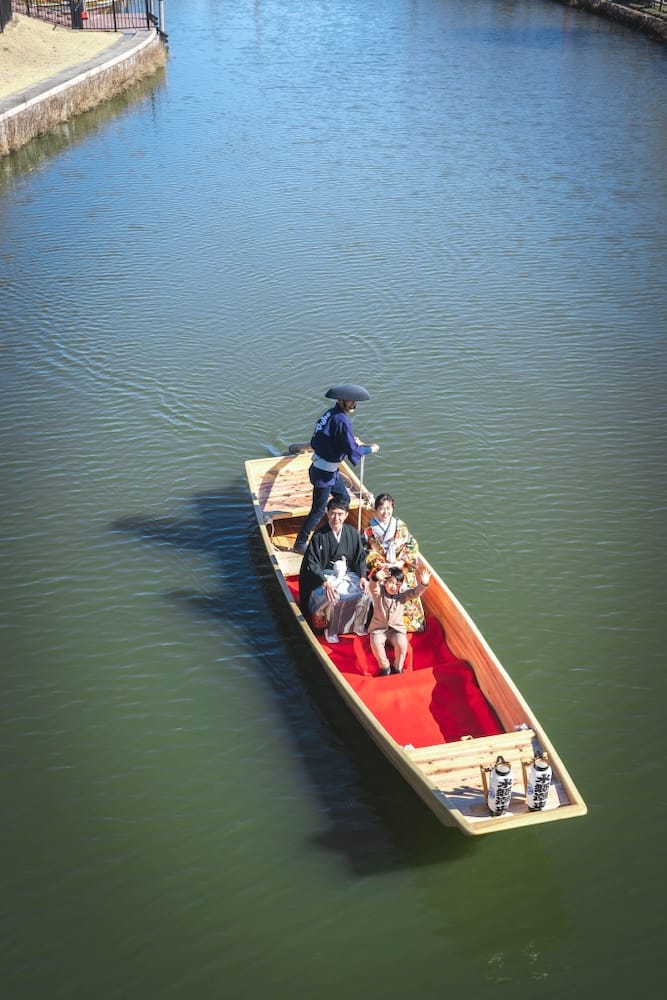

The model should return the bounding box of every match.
[374,493,395,509]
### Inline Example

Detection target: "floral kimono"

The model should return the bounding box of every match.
[363,516,425,632]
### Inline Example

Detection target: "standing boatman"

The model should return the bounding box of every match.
[293,383,379,554]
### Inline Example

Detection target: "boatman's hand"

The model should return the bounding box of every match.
[355,438,379,454]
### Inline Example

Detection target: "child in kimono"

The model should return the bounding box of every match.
[368,564,431,675]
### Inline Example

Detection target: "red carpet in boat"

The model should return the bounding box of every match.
[286,576,503,748]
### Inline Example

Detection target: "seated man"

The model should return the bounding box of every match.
[298,497,371,642]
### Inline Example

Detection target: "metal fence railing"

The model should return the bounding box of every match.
[618,0,666,11]
[11,0,163,34]
[1,0,13,31]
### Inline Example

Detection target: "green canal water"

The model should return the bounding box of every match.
[1,1,665,996]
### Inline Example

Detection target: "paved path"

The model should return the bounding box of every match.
[0,29,156,116]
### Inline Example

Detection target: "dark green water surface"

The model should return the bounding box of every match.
[1,1,666,997]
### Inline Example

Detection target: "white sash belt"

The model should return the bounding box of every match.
[312,454,340,472]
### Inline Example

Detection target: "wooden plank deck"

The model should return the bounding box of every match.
[254,454,313,519]
[251,453,365,521]
[405,728,563,813]
[407,729,536,774]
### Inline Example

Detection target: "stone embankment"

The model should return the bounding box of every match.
[0,22,167,156]
[556,0,667,42]
[1,1,663,158]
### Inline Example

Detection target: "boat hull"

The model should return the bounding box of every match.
[245,453,587,836]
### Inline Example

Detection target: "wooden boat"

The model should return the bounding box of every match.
[245,450,587,837]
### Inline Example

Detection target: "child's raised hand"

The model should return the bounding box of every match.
[419,568,431,587]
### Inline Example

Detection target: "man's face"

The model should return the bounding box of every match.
[326,506,348,532]
[339,399,357,415]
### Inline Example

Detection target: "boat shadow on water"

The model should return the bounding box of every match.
[113,478,482,874]
[111,476,578,965]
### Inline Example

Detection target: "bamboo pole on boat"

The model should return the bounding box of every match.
[357,455,365,531]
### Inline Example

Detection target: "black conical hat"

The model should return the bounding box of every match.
[325,383,371,401]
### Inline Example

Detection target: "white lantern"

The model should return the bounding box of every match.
[487,755,513,815]
[525,754,552,811]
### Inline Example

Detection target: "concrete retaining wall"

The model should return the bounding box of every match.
[553,0,667,41]
[0,29,167,157]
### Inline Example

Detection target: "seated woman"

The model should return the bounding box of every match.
[363,493,425,632]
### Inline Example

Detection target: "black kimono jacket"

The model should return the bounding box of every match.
[298,522,367,610]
